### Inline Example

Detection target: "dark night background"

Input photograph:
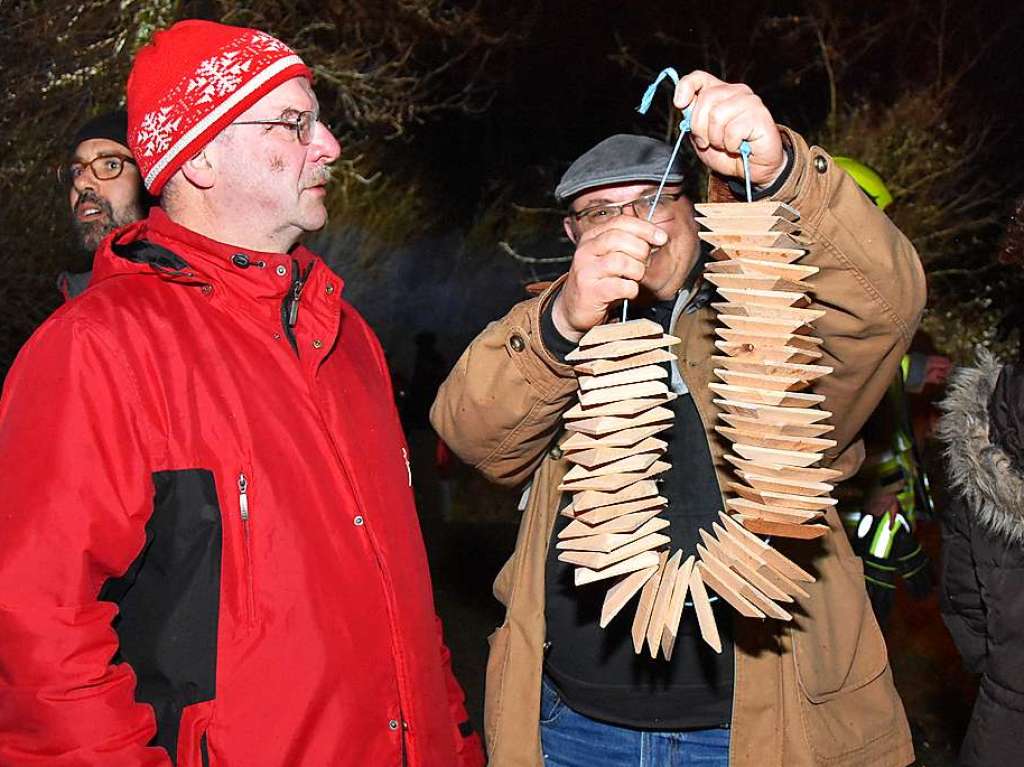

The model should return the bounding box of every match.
[3,1,1024,763]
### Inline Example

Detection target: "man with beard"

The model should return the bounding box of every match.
[58,110,147,298]
[0,20,483,767]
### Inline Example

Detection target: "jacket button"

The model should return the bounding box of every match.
[201,284,213,296]
[325,283,335,295]
[312,339,323,349]
[509,334,526,352]
[354,515,364,526]
[549,446,563,459]
[275,264,288,277]
[814,156,828,174]
[388,719,399,731]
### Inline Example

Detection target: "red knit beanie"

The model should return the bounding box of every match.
[127,20,312,195]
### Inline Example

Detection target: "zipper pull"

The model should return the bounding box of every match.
[238,473,250,520]
[288,278,303,328]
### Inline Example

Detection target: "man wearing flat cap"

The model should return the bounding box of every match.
[433,70,923,766]
[58,110,148,298]
[0,19,483,767]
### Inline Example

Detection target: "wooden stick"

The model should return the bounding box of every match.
[688,567,722,653]
[600,565,659,628]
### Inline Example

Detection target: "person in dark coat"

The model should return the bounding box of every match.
[937,349,1024,766]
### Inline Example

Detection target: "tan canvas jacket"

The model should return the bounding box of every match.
[432,128,925,767]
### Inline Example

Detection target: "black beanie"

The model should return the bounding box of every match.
[69,110,129,154]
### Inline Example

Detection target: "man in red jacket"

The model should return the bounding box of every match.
[0,19,484,767]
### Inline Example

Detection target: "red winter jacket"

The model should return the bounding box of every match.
[0,209,485,767]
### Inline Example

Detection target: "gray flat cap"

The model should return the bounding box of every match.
[555,134,684,203]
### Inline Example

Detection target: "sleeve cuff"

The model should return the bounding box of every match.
[725,135,795,201]
[540,288,578,364]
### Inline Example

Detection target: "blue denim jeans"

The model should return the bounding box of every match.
[540,675,731,767]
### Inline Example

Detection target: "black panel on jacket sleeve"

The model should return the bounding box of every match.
[99,469,222,763]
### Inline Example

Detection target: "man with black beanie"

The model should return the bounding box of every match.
[58,109,147,298]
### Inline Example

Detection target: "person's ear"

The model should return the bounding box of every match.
[179,148,216,190]
[563,216,579,245]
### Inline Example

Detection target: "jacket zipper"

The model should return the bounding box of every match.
[281,260,310,354]
[238,472,256,625]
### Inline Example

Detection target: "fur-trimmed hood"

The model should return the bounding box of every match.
[938,349,1024,544]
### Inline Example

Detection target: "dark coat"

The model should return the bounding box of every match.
[938,350,1024,767]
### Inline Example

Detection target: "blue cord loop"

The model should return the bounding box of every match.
[621,68,755,320]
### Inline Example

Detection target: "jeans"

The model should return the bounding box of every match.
[540,675,731,767]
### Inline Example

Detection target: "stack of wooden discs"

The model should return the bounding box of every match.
[558,199,832,656]
[686,199,833,622]
[558,319,722,657]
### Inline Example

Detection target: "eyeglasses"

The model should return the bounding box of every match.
[232,109,319,145]
[571,191,684,229]
[57,155,136,185]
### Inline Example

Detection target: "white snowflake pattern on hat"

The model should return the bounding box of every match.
[136,107,182,157]
[189,51,254,105]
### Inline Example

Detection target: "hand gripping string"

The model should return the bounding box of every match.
[626,68,755,321]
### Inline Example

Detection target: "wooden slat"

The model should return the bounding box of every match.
[716,287,811,308]
[556,517,670,554]
[688,567,722,653]
[578,318,664,347]
[699,231,803,251]
[564,406,675,436]
[564,393,677,420]
[572,349,677,376]
[718,512,815,583]
[573,480,660,513]
[574,550,662,585]
[573,495,667,524]
[699,529,793,604]
[732,444,823,468]
[560,532,669,570]
[661,555,695,659]
[562,451,661,481]
[631,552,668,654]
[708,258,817,281]
[725,497,824,524]
[710,246,806,264]
[694,200,800,219]
[716,426,836,453]
[703,272,808,293]
[709,383,825,407]
[578,380,671,407]
[566,335,681,362]
[695,550,765,619]
[600,565,659,628]
[714,400,831,425]
[564,437,668,469]
[646,550,683,657]
[559,507,665,539]
[578,364,668,392]
[698,546,791,621]
[719,414,833,438]
[736,515,829,540]
[714,341,822,365]
[723,455,842,483]
[698,215,800,233]
[561,423,673,451]
[711,302,825,323]
[710,356,832,381]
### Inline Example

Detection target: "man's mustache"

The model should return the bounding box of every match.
[73,190,113,219]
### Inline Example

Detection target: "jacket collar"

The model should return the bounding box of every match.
[938,348,1024,544]
[92,207,335,302]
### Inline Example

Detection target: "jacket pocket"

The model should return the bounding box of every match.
[791,554,908,761]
